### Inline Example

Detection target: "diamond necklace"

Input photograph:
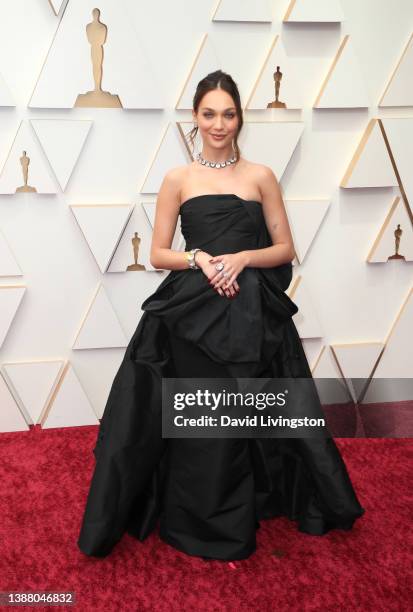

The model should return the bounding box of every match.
[196,151,237,169]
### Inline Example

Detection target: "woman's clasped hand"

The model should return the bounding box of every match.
[194,251,249,298]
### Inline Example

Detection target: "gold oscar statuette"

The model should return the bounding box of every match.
[126,232,146,270]
[15,150,37,192]
[267,65,286,109]
[388,224,406,261]
[75,8,122,108]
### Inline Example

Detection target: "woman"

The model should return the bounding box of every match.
[77,70,365,562]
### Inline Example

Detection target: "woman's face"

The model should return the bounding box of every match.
[193,89,239,150]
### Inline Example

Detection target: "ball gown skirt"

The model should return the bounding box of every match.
[77,194,365,560]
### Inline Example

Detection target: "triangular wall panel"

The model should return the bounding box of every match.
[2,360,64,425]
[288,276,324,339]
[72,283,128,350]
[0,121,57,194]
[379,33,413,107]
[285,199,330,264]
[246,35,305,110]
[108,204,153,272]
[142,201,157,229]
[41,362,99,428]
[48,0,69,16]
[331,342,384,402]
[140,123,190,194]
[341,119,398,188]
[308,347,354,409]
[382,117,413,217]
[367,196,413,263]
[0,286,26,349]
[0,230,23,277]
[31,119,93,191]
[312,346,349,385]
[31,1,162,108]
[314,35,370,108]
[372,287,413,378]
[301,339,324,373]
[70,204,133,273]
[0,372,29,432]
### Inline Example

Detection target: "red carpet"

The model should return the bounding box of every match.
[0,426,411,611]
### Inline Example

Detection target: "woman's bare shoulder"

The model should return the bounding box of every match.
[241,158,277,178]
[157,165,196,209]
[163,164,190,183]
[160,164,190,197]
[238,158,278,192]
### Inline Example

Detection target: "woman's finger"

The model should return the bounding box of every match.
[213,283,232,298]
[209,269,225,285]
[216,270,234,289]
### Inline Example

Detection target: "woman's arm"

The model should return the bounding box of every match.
[150,167,196,270]
[241,165,296,268]
[150,167,235,297]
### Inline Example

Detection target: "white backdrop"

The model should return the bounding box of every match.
[0,0,412,431]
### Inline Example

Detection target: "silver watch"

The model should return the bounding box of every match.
[187,248,202,270]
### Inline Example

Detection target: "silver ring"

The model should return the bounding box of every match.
[222,271,229,277]
[215,262,224,271]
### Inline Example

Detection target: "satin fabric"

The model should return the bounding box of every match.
[77,194,365,560]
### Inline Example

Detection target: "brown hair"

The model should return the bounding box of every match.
[185,69,243,162]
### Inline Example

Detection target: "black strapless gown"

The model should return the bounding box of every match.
[77,194,365,560]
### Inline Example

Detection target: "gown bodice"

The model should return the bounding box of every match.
[180,193,265,254]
